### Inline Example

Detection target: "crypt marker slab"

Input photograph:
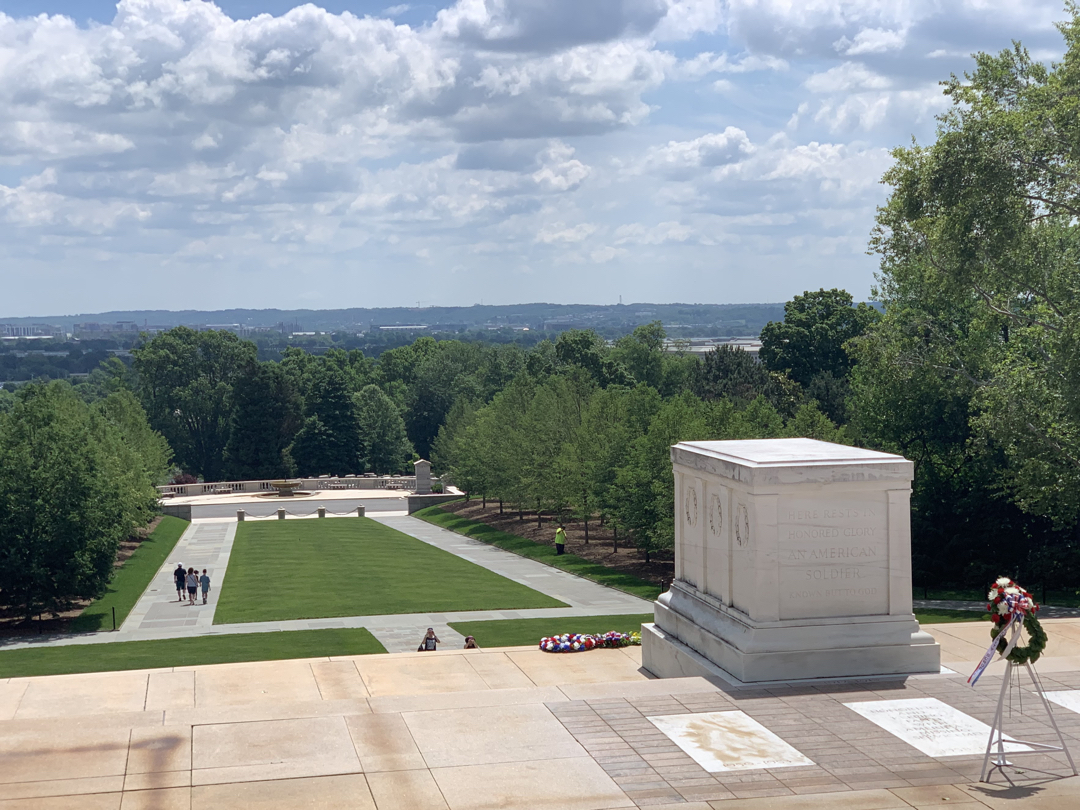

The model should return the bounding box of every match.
[648,710,814,772]
[844,697,1034,758]
[1044,691,1080,715]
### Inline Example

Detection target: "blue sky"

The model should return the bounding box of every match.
[0,0,1067,316]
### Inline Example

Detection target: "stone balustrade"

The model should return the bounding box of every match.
[158,475,437,498]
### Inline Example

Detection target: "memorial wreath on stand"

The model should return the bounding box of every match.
[967,577,1075,782]
[539,631,641,653]
[985,577,1046,669]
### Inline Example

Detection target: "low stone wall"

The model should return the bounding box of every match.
[406,494,461,514]
[159,503,192,521]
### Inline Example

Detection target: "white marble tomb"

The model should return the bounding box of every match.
[641,438,940,682]
[648,711,814,772]
[845,698,1033,758]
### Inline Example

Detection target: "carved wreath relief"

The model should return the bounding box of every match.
[734,502,750,547]
[708,492,723,537]
[684,485,698,527]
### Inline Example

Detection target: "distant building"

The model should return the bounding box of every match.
[73,321,140,337]
[662,337,763,360]
[0,323,65,339]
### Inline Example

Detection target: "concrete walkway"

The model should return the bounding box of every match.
[0,514,654,654]
[119,518,236,634]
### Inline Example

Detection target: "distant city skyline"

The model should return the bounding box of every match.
[0,1,1067,316]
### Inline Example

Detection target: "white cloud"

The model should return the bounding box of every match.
[0,0,1071,314]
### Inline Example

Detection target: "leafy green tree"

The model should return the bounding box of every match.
[133,327,256,481]
[224,362,303,480]
[96,390,174,484]
[555,329,633,387]
[0,382,157,621]
[355,384,414,474]
[870,15,1080,527]
[611,322,666,389]
[759,289,880,389]
[288,365,362,476]
[690,346,797,414]
[614,393,711,563]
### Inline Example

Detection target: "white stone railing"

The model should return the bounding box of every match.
[157,475,436,497]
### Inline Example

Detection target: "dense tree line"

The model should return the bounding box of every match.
[0,383,168,621]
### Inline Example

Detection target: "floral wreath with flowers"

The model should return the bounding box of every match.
[539,631,642,653]
[987,577,1047,666]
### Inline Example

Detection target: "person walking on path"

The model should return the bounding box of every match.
[174,564,186,602]
[418,628,441,652]
[554,526,567,556]
[186,568,199,606]
[199,570,211,605]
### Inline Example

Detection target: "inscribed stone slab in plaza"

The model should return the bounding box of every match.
[844,697,1034,757]
[1043,690,1080,715]
[648,710,814,772]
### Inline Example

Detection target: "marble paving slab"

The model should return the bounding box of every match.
[844,697,1034,757]
[647,710,814,773]
[1043,690,1080,715]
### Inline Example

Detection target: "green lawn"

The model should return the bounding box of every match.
[450,609,982,647]
[71,515,189,633]
[0,628,385,678]
[450,613,655,648]
[913,587,1080,607]
[214,518,566,624]
[414,506,662,601]
[915,608,989,624]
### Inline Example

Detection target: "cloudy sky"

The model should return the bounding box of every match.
[0,0,1068,316]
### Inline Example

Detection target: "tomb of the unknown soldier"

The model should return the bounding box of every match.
[642,438,941,682]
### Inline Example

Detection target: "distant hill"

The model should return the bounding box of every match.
[1,302,786,337]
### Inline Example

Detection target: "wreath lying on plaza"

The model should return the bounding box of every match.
[987,577,1047,666]
[539,631,641,653]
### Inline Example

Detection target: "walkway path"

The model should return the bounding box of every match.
[0,514,653,654]
[119,518,237,634]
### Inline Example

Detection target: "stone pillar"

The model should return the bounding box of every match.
[641,438,939,683]
[357,505,366,517]
[236,510,245,522]
[277,508,286,520]
[414,459,432,495]
[317,506,326,518]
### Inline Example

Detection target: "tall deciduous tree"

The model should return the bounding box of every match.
[355,384,414,474]
[289,365,362,476]
[871,13,1080,527]
[133,327,256,481]
[224,361,303,480]
[0,382,157,620]
[96,390,174,485]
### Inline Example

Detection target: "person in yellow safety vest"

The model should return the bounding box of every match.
[555,525,567,555]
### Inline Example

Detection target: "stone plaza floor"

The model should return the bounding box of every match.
[5,623,1080,809]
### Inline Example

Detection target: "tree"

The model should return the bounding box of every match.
[355,384,414,474]
[0,382,157,621]
[555,329,633,387]
[611,322,666,389]
[289,365,362,477]
[690,346,797,414]
[133,327,256,481]
[759,289,880,388]
[871,13,1080,527]
[96,390,174,484]
[224,362,303,480]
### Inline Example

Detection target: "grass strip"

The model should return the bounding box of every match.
[0,627,385,678]
[214,517,564,624]
[414,506,662,602]
[915,608,989,624]
[450,613,655,648]
[71,515,189,633]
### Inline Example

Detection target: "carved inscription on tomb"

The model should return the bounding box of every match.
[684,485,698,528]
[778,494,888,619]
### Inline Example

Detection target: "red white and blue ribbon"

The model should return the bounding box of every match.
[968,593,1032,687]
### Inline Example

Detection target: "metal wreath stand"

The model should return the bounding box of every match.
[978,612,1078,783]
